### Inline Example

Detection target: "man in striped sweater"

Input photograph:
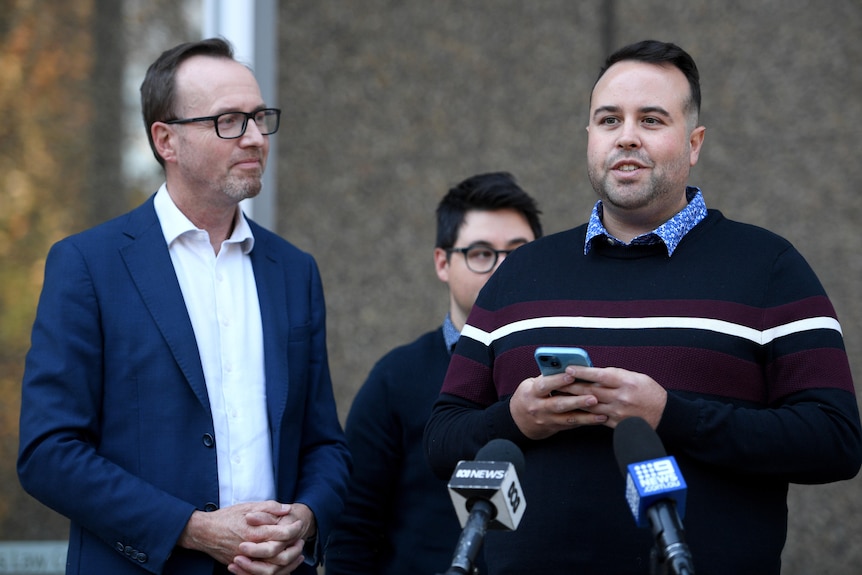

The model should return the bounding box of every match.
[423,40,862,575]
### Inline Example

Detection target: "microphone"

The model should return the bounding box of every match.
[613,417,695,575]
[443,438,526,575]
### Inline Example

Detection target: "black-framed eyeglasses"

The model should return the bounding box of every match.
[446,243,521,274]
[163,108,281,139]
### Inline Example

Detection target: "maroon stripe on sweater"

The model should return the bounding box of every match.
[445,344,851,406]
[468,296,837,333]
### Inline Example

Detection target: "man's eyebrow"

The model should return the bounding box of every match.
[592,105,621,120]
[506,238,531,247]
[464,238,531,248]
[211,104,269,115]
[591,105,672,120]
[639,105,671,118]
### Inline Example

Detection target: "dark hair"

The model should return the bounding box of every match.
[595,40,701,120]
[435,172,543,249]
[140,37,235,167]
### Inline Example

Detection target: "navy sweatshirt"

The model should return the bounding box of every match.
[327,329,466,575]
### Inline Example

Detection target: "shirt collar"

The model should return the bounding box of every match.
[442,314,461,354]
[584,186,706,256]
[154,183,255,253]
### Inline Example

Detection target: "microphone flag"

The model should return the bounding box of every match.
[624,455,687,528]
[447,454,525,530]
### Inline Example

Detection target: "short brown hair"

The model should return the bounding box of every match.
[139,37,235,167]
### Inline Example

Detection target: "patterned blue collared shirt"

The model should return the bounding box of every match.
[584,186,707,256]
[442,314,460,354]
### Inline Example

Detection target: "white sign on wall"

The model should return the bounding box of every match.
[0,542,66,574]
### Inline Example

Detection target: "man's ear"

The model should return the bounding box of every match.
[434,247,450,284]
[689,125,706,167]
[152,122,176,164]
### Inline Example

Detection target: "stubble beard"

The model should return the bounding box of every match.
[222,174,263,203]
[177,145,265,205]
[589,168,664,212]
[588,152,690,214]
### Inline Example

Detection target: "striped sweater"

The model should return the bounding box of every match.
[424,209,862,575]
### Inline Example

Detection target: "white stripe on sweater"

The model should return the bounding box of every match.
[461,315,842,347]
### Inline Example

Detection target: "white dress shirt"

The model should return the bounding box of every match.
[154,184,275,507]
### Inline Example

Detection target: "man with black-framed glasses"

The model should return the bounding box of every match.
[163,108,281,140]
[18,38,350,575]
[326,172,542,575]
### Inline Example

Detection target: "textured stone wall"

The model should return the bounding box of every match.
[277,2,862,572]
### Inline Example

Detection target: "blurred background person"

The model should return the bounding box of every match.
[325,172,543,574]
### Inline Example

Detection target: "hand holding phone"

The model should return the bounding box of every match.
[534,346,592,376]
[534,347,593,396]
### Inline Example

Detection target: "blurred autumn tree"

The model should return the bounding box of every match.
[0,0,193,539]
[0,0,96,539]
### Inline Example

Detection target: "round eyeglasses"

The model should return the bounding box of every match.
[163,108,281,139]
[446,244,521,274]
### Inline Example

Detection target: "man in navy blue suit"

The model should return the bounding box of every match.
[18,38,350,575]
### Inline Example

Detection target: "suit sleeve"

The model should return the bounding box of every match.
[283,255,352,566]
[17,239,195,574]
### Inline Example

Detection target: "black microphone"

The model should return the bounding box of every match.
[613,417,695,575]
[443,438,526,575]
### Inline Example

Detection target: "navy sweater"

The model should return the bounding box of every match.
[326,328,465,575]
[424,210,862,575]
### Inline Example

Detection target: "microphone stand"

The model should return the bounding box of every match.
[647,504,695,575]
[441,499,493,575]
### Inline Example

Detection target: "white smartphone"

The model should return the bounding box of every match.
[534,346,593,376]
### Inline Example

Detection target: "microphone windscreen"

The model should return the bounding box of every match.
[613,417,666,477]
[475,438,526,477]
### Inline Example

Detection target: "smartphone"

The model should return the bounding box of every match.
[534,346,592,376]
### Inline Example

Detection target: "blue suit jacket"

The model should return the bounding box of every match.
[18,196,351,575]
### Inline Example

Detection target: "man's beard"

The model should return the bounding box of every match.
[222,175,263,202]
[588,152,689,212]
[589,170,665,212]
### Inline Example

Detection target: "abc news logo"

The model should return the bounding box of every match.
[449,461,526,529]
[505,477,522,514]
[455,468,506,480]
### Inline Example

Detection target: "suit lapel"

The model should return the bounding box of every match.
[119,198,211,411]
[248,225,290,435]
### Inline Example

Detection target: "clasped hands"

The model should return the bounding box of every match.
[510,365,667,440]
[180,500,316,575]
